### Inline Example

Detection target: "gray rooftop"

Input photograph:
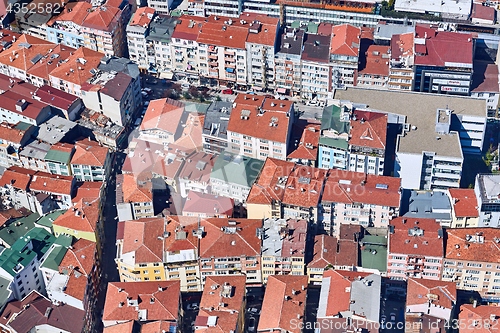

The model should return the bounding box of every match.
[146,15,180,44]
[277,28,304,56]
[374,23,415,41]
[36,117,77,145]
[334,88,486,157]
[476,174,500,203]
[350,274,381,322]
[203,101,233,140]
[19,141,51,160]
[261,218,285,256]
[403,191,452,221]
[98,57,140,80]
[211,151,264,188]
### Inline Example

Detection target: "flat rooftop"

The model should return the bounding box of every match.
[395,0,472,18]
[334,88,485,157]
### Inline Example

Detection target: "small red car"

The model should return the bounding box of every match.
[222,89,233,95]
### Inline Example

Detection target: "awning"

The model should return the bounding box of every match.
[160,72,174,79]
[226,68,234,73]
[277,88,287,94]
[253,86,263,91]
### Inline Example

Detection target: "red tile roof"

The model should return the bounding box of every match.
[471,3,496,21]
[121,218,164,264]
[140,98,185,134]
[29,171,74,195]
[0,121,32,144]
[448,188,479,218]
[0,34,55,72]
[308,235,358,269]
[389,217,444,257]
[349,110,387,149]
[71,138,109,167]
[445,228,500,262]
[330,24,361,57]
[459,304,500,333]
[47,1,91,26]
[53,197,100,234]
[173,113,205,152]
[72,181,102,204]
[246,158,296,205]
[227,95,293,144]
[322,169,401,207]
[27,44,76,82]
[49,47,104,87]
[172,15,205,41]
[287,124,320,161]
[471,61,500,93]
[35,85,80,110]
[0,90,49,121]
[258,275,308,333]
[200,275,246,312]
[121,139,165,179]
[141,321,176,333]
[199,218,261,258]
[103,281,180,322]
[0,166,34,190]
[281,165,327,207]
[164,216,199,253]
[183,191,234,217]
[103,321,135,333]
[359,45,390,77]
[129,7,155,27]
[178,151,215,183]
[406,278,456,310]
[117,173,153,202]
[82,5,120,32]
[414,25,473,67]
[195,310,239,333]
[390,32,414,61]
[321,270,371,317]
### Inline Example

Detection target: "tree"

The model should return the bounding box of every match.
[183,92,192,100]
[188,86,199,98]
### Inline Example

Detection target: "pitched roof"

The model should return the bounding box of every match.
[0,34,55,72]
[71,138,109,167]
[0,90,49,121]
[322,169,401,207]
[141,320,176,333]
[171,15,205,41]
[129,7,155,27]
[330,24,361,57]
[199,218,261,258]
[183,191,234,217]
[121,218,164,264]
[72,181,102,203]
[103,321,136,333]
[407,278,456,310]
[281,165,327,207]
[445,228,500,262]
[53,197,100,234]
[35,85,80,110]
[246,158,296,205]
[29,171,74,195]
[200,275,246,312]
[359,45,390,77]
[82,5,120,32]
[47,1,91,26]
[448,188,479,218]
[116,174,153,203]
[287,124,320,161]
[49,47,104,86]
[389,217,444,257]
[459,304,500,333]
[173,112,205,152]
[349,110,387,149]
[27,44,76,81]
[177,151,216,183]
[258,275,308,333]
[164,216,199,253]
[390,32,414,61]
[0,121,32,144]
[103,281,180,322]
[0,166,33,190]
[308,234,358,268]
[140,98,185,134]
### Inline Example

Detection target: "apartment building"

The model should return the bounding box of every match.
[356,45,390,88]
[102,281,180,328]
[19,140,51,172]
[245,15,279,90]
[202,101,233,154]
[287,123,320,166]
[334,88,487,188]
[45,2,90,49]
[274,28,304,96]
[116,174,154,221]
[139,98,186,145]
[44,143,75,176]
[300,32,331,101]
[70,139,111,182]
[318,103,350,170]
[199,218,262,285]
[210,151,264,203]
[330,24,361,89]
[443,228,500,297]
[459,304,500,333]
[448,188,479,228]
[307,234,359,285]
[405,278,456,332]
[196,276,246,333]
[81,1,131,58]
[170,16,203,84]
[475,174,500,228]
[260,218,307,283]
[387,217,444,280]
[227,94,295,161]
[321,169,401,236]
[258,275,308,333]
[177,151,216,197]
[388,32,414,90]
[316,270,381,330]
[0,91,52,126]
[52,197,101,243]
[183,191,234,218]
[470,61,500,118]
[403,190,452,227]
[126,7,156,70]
[0,122,35,168]
[146,15,179,77]
[412,25,473,95]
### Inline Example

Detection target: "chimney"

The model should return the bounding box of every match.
[473,300,478,308]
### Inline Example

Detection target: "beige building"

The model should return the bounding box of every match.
[116,174,154,222]
[448,188,479,228]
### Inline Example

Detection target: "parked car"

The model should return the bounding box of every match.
[142,87,153,94]
[222,88,233,95]
[181,83,190,90]
[390,313,396,323]
[248,317,256,332]
[141,91,148,98]
[307,100,319,106]
[187,303,199,310]
[197,86,210,92]
[248,308,260,315]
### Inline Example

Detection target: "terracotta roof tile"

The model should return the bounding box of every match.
[82,5,120,32]
[0,166,34,190]
[199,218,261,258]
[183,191,234,217]
[173,113,205,152]
[72,181,102,204]
[349,110,387,149]
[140,98,185,134]
[287,124,320,161]
[448,188,479,218]
[47,1,92,26]
[459,304,500,333]
[71,138,109,167]
[389,217,444,257]
[322,169,400,207]
[103,321,135,333]
[53,197,100,233]
[390,32,414,61]
[200,275,246,312]
[308,235,358,269]
[35,85,80,110]
[359,45,390,77]
[281,165,327,207]
[103,281,180,322]
[29,171,74,195]
[141,320,176,333]
[27,44,76,82]
[406,278,456,310]
[178,151,215,183]
[172,15,205,41]
[330,24,361,57]
[129,7,155,27]
[164,216,199,253]
[49,47,104,87]
[195,310,239,333]
[117,173,153,203]
[121,218,164,264]
[445,228,500,262]
[258,275,308,333]
[0,121,32,143]
[0,34,55,72]
[0,90,49,121]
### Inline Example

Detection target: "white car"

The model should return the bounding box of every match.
[187,303,199,310]
[248,308,260,315]
[181,83,190,90]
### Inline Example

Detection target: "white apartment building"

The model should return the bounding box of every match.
[475,174,500,228]
[388,32,414,91]
[274,28,304,96]
[300,33,331,101]
[330,24,360,89]
[126,7,156,71]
